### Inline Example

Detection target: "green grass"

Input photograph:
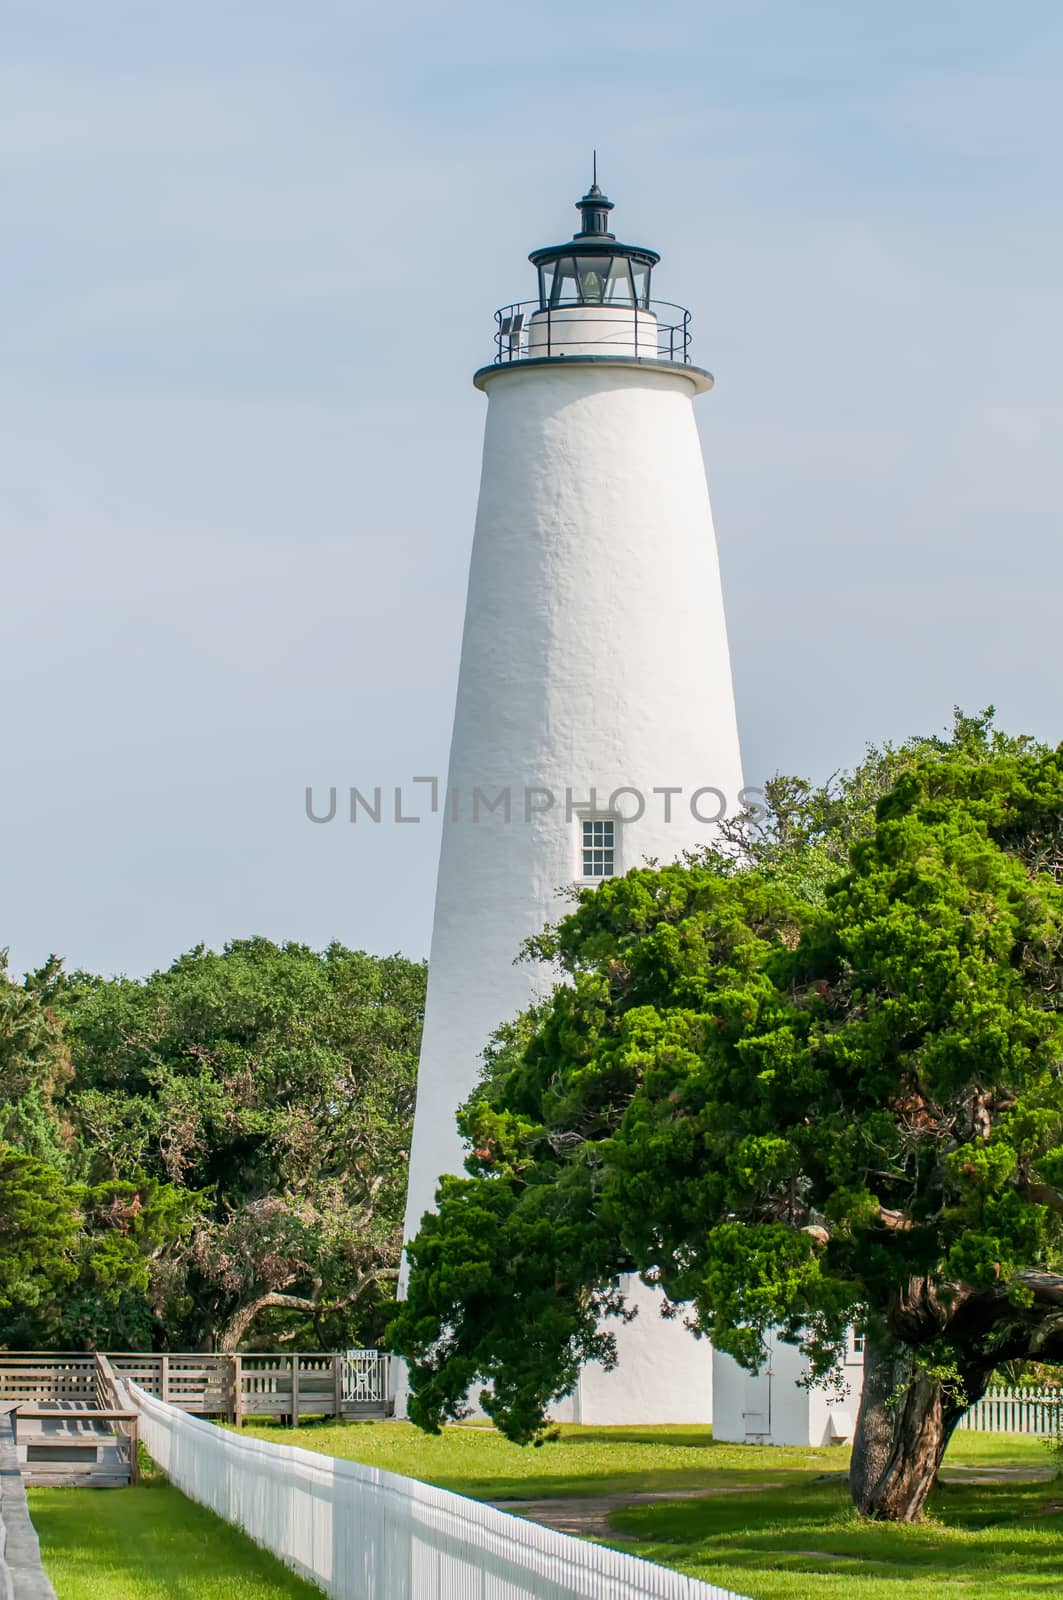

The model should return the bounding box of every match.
[232,1418,837,1499]
[28,1457,322,1600]
[233,1419,1063,1599]
[230,1417,1050,1500]
[609,1470,1063,1600]
[27,1417,1058,1599]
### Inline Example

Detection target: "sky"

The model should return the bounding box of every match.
[2,1,1062,978]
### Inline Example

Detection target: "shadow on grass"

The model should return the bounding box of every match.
[611,1477,1063,1599]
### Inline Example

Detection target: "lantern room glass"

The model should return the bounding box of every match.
[603,258,635,304]
[538,254,653,311]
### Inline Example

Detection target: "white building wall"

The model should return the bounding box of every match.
[808,1337,864,1447]
[552,1278,713,1426]
[402,356,743,1422]
[712,1333,865,1447]
[708,1349,748,1447]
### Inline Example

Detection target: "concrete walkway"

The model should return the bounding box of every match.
[0,1410,58,1600]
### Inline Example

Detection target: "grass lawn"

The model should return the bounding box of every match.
[234,1418,1063,1598]
[610,1466,1063,1599]
[232,1417,834,1499]
[28,1457,322,1600]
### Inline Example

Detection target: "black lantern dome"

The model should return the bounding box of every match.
[529,178,660,313]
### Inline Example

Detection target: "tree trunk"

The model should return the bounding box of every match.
[214,1274,393,1352]
[850,1333,968,1521]
[217,1296,271,1353]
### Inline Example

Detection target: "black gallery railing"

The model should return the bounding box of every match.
[491,299,694,366]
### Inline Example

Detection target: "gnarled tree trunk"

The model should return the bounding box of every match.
[850,1332,991,1521]
[214,1271,397,1352]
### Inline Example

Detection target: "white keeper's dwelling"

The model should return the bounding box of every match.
[713,1332,866,1447]
[398,171,864,1435]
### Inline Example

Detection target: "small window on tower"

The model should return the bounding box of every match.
[581,818,616,879]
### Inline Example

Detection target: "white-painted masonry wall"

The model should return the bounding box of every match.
[129,1384,750,1600]
[403,353,743,1423]
[712,1335,865,1447]
[555,1278,712,1426]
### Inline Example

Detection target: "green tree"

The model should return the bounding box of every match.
[58,938,425,1350]
[0,957,191,1348]
[0,950,72,1166]
[0,1144,77,1319]
[391,721,1063,1522]
[0,1170,195,1350]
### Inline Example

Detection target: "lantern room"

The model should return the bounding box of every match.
[529,182,659,311]
[477,172,706,377]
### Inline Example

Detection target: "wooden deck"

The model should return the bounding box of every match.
[2,1353,140,1488]
[0,1350,390,1440]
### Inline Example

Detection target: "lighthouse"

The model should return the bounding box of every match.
[401,176,744,1423]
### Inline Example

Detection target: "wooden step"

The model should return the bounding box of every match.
[12,1400,135,1487]
[22,1470,131,1488]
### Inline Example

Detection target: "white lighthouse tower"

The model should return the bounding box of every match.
[402,176,744,1423]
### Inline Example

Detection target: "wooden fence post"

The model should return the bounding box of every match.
[332,1353,342,1419]
[291,1354,300,1428]
[232,1355,243,1427]
[161,1354,170,1404]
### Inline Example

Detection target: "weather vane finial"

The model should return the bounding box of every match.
[592,148,597,187]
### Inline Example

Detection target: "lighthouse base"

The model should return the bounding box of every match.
[550,1277,712,1426]
[391,1277,713,1427]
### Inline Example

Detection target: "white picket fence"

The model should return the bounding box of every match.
[959,1385,1062,1435]
[126,1382,750,1600]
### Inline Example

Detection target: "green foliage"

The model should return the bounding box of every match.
[0,1142,189,1348]
[0,938,425,1352]
[716,705,1040,904]
[392,713,1063,1447]
[0,959,190,1348]
[54,937,425,1350]
[0,1143,77,1314]
[0,951,72,1167]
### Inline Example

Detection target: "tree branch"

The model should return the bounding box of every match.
[878,1207,915,1232]
[1014,1269,1063,1307]
[1020,1180,1063,1217]
[216,1270,401,1351]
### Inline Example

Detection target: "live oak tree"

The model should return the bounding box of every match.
[57,938,425,1351]
[391,724,1063,1522]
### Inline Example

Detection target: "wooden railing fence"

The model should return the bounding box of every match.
[0,1355,94,1408]
[0,1351,390,1426]
[93,1353,139,1482]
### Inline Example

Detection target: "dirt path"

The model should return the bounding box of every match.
[938,1465,1056,1485]
[491,1482,783,1540]
[494,1464,1057,1541]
